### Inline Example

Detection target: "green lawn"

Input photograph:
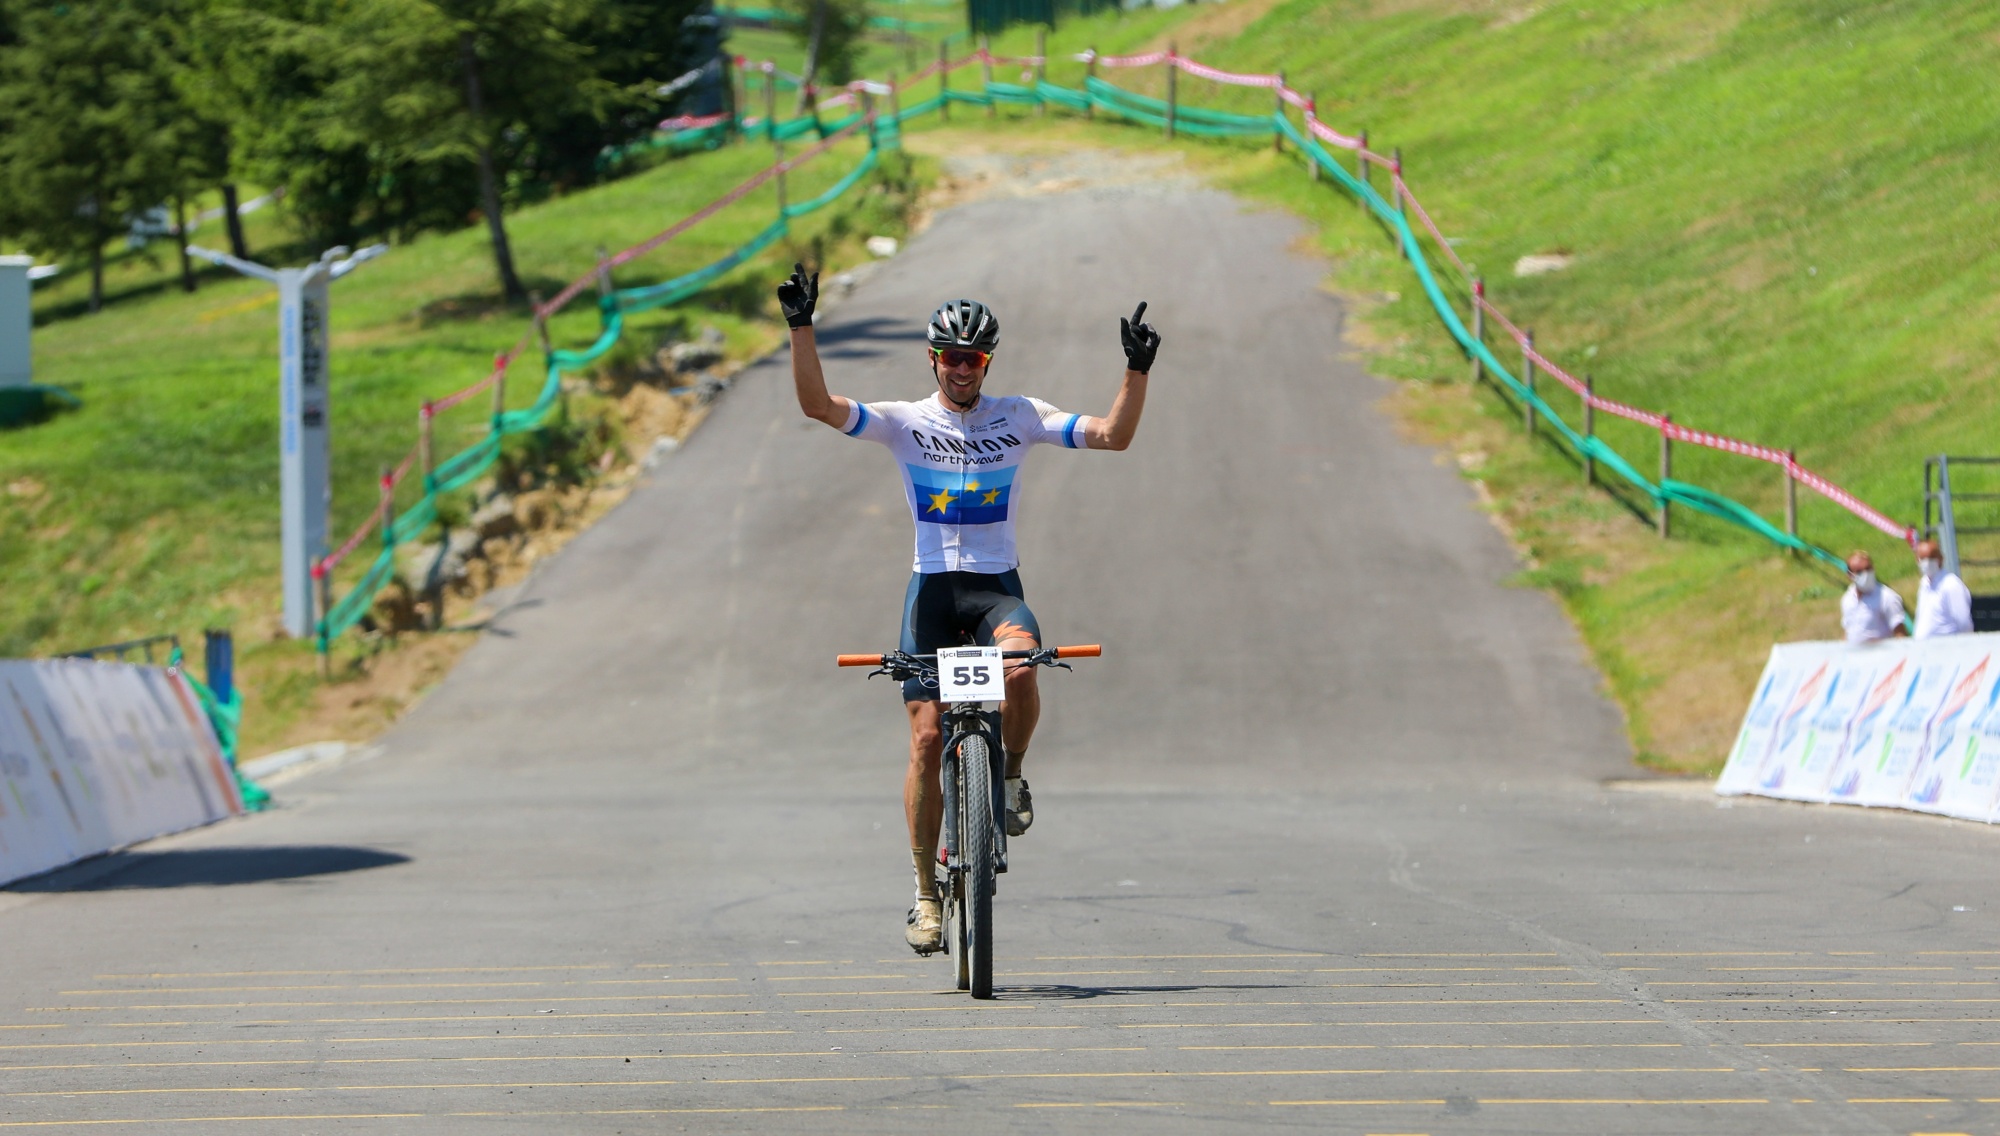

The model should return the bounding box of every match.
[1,120,914,749]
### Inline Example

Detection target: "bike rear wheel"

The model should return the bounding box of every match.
[959,733,997,999]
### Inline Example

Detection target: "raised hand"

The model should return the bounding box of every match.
[777,262,819,328]
[1119,301,1160,374]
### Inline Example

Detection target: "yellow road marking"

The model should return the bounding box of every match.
[0,1114,424,1128]
[0,1047,1059,1070]
[1269,1099,1448,1106]
[1479,1098,1772,1106]
[1182,1043,1686,1051]
[35,993,754,1011]
[95,966,618,979]
[825,1024,1084,1033]
[1015,1102,1179,1108]
[63,979,739,995]
[0,1029,796,1051]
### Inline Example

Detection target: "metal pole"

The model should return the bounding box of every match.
[1658,416,1673,539]
[1522,329,1536,436]
[1939,456,1961,576]
[1583,375,1597,488]
[1784,449,1797,551]
[1085,48,1096,119]
[938,40,950,123]
[1469,278,1484,385]
[1034,29,1046,117]
[1164,44,1178,140]
[1273,71,1285,154]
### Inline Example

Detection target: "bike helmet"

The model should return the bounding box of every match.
[927,299,1000,353]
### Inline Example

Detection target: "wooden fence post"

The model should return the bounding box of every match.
[1784,450,1798,552]
[1522,329,1537,436]
[314,559,332,678]
[1273,70,1285,154]
[1583,375,1597,487]
[888,73,903,141]
[938,40,950,123]
[1307,94,1320,181]
[1658,416,1673,539]
[1164,44,1178,140]
[1085,48,1096,119]
[979,35,994,119]
[762,62,778,142]
[490,351,509,434]
[593,246,613,302]
[1034,29,1047,117]
[1357,130,1370,212]
[1468,277,1484,386]
[1390,147,1403,216]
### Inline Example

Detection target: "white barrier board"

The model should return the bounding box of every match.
[1719,634,2000,822]
[0,659,243,886]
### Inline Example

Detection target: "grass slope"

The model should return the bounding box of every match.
[1,128,912,750]
[963,0,1999,768]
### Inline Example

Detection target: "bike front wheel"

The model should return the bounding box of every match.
[958,733,997,999]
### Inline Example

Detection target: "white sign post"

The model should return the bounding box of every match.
[0,255,30,388]
[188,243,387,637]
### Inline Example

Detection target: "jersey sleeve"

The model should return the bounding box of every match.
[1025,397,1088,449]
[838,400,899,445]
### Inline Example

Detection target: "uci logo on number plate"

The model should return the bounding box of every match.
[938,645,1005,702]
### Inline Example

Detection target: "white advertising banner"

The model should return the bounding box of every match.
[1719,634,2000,822]
[0,658,244,887]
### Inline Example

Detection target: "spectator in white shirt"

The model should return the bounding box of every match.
[1913,539,1974,639]
[1840,550,1906,645]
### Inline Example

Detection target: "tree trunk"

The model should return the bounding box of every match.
[173,196,196,293]
[459,31,525,305]
[221,183,250,260]
[89,238,103,314]
[797,0,826,114]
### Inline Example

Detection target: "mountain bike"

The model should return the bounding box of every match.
[837,643,1101,999]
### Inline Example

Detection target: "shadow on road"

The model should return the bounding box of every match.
[818,316,923,362]
[10,845,410,892]
[994,983,1303,1001]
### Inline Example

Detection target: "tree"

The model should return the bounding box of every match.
[785,0,867,101]
[0,0,186,312]
[318,0,608,303]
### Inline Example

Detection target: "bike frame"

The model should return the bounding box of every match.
[938,700,1007,882]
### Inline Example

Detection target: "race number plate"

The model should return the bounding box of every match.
[937,646,1005,702]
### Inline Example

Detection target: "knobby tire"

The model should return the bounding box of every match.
[959,733,996,999]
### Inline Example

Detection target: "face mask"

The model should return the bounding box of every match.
[1852,570,1876,592]
[1921,558,1943,580]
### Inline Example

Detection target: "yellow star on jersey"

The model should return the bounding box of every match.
[926,489,959,515]
[981,489,1002,505]
[965,480,981,492]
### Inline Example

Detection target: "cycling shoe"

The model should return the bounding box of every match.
[1005,778,1033,837]
[906,896,944,955]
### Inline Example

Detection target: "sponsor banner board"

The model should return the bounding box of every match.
[1719,634,2000,822]
[0,659,243,887]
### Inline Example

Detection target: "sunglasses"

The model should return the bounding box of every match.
[931,347,993,370]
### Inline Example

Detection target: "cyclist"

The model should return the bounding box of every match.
[779,263,1160,954]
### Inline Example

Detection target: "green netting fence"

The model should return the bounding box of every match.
[317,49,1916,655]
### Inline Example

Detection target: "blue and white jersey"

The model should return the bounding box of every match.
[840,393,1087,573]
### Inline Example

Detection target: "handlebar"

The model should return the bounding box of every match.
[836,644,1102,668]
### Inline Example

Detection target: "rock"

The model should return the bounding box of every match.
[1514,253,1574,277]
[865,235,899,258]
[693,371,730,404]
[667,340,724,373]
[513,488,561,530]
[642,436,680,469]
[471,493,518,540]
[698,324,724,346]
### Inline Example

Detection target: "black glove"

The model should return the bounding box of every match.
[777,262,818,328]
[1120,301,1160,374]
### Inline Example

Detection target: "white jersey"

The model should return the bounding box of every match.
[839,392,1087,573]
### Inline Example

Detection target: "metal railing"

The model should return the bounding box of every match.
[1922,455,2000,578]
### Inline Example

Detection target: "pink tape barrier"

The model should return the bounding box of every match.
[1396,178,1471,279]
[658,111,732,131]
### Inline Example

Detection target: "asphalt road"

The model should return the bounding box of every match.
[6,177,2000,1135]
